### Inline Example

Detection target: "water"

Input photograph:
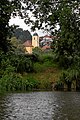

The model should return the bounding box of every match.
[0,92,80,120]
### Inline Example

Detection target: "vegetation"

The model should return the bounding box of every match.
[0,0,80,92]
[13,28,32,43]
[0,51,61,92]
[0,0,21,52]
[23,0,80,67]
[22,0,80,91]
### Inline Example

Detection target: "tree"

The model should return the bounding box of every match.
[13,28,32,43]
[54,0,80,68]
[10,37,25,53]
[0,0,21,53]
[22,0,80,68]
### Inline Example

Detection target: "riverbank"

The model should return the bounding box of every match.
[0,52,62,92]
[1,52,79,92]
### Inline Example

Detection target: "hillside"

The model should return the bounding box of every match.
[25,53,62,90]
[13,28,32,43]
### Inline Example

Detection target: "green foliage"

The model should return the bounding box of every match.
[10,54,33,73]
[53,68,80,91]
[25,76,40,90]
[54,0,80,68]
[0,72,40,92]
[0,51,42,92]
[41,53,54,62]
[0,0,21,52]
[22,0,80,69]
[32,47,43,54]
[39,79,51,90]
[10,37,25,53]
[0,51,37,75]
[34,53,56,72]
[0,51,59,92]
[0,57,40,92]
[59,68,80,85]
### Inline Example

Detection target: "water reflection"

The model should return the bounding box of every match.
[0,92,80,120]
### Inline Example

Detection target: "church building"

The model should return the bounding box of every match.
[23,33,39,54]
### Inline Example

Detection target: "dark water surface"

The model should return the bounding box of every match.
[0,91,80,120]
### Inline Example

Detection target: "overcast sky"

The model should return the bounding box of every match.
[9,16,47,36]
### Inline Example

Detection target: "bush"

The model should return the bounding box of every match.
[0,72,40,92]
[56,68,80,91]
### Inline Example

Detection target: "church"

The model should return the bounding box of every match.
[23,32,54,54]
[23,33,39,54]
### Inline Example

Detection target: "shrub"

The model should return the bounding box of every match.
[56,68,80,91]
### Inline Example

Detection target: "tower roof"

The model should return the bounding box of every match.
[33,33,38,36]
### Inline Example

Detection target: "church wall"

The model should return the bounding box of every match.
[32,36,39,48]
[25,47,33,54]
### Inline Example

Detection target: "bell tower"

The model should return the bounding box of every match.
[32,33,39,48]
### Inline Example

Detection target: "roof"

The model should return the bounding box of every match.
[33,33,38,36]
[42,45,51,50]
[23,40,33,47]
[40,35,56,39]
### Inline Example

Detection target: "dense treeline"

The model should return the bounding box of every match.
[0,51,55,92]
[13,28,32,43]
[0,51,38,92]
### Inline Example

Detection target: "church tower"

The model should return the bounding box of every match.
[32,33,39,48]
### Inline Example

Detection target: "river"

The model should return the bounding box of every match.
[0,91,80,120]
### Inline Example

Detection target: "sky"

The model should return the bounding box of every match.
[9,16,47,37]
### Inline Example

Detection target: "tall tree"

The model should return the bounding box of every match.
[0,0,21,52]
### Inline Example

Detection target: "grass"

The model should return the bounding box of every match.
[25,55,62,90]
